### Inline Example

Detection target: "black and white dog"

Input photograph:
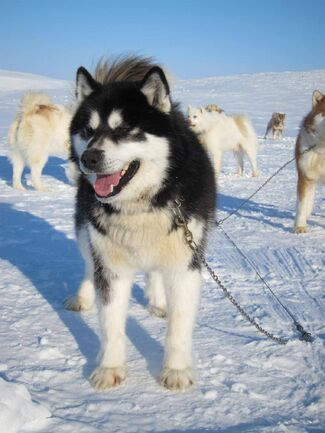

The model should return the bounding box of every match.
[65,56,216,391]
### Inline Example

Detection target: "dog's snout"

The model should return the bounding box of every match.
[81,149,104,171]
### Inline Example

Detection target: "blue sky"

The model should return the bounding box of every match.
[1,0,325,80]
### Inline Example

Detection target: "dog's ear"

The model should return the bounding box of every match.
[199,106,205,113]
[76,67,100,102]
[312,90,324,108]
[140,67,171,113]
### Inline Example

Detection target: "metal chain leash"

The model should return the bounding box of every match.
[172,199,310,345]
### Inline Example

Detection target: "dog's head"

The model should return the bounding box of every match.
[187,105,207,133]
[70,65,173,206]
[271,112,286,127]
[304,90,325,140]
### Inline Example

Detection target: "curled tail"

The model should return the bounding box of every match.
[19,92,53,116]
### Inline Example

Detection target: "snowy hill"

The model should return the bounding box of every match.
[0,69,67,92]
[0,69,324,433]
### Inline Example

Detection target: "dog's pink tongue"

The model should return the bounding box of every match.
[94,172,121,197]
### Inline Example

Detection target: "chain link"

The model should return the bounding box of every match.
[173,199,288,345]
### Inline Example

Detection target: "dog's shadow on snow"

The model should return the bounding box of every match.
[0,203,163,381]
[0,155,70,187]
[218,193,324,232]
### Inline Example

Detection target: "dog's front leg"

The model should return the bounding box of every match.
[90,268,133,390]
[161,267,201,391]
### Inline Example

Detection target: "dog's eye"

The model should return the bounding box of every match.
[193,115,197,119]
[84,126,94,136]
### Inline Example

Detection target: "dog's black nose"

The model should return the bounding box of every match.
[81,149,104,171]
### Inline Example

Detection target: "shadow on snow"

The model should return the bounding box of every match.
[0,155,70,188]
[0,203,163,381]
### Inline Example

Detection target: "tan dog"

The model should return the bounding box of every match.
[8,92,72,191]
[205,103,223,113]
[294,90,325,233]
[264,112,286,140]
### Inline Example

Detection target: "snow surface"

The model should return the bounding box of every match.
[0,69,324,433]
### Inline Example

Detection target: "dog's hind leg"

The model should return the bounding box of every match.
[11,151,26,190]
[244,144,259,177]
[65,227,96,312]
[30,156,48,191]
[161,267,201,391]
[145,271,167,318]
[233,150,244,176]
[264,122,271,139]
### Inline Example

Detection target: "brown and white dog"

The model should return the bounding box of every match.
[205,103,223,113]
[294,90,325,233]
[264,112,286,140]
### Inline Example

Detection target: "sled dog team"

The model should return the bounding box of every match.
[6,56,324,392]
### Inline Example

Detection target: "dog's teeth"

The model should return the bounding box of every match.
[121,169,126,176]
[110,185,113,193]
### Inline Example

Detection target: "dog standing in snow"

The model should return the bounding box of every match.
[188,106,259,177]
[8,92,72,191]
[264,112,286,140]
[294,90,325,233]
[64,56,216,391]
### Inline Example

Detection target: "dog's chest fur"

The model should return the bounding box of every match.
[297,125,325,182]
[89,205,202,272]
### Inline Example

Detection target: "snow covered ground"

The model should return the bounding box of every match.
[0,69,324,433]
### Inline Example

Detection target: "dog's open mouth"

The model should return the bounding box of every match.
[94,160,140,198]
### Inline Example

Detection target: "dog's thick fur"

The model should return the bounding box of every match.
[188,106,259,177]
[65,56,216,391]
[264,112,286,140]
[205,103,223,113]
[8,92,71,191]
[294,90,325,233]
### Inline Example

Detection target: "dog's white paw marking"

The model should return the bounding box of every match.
[149,305,167,319]
[161,367,194,391]
[90,366,126,390]
[64,295,93,312]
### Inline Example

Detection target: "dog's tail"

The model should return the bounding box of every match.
[94,55,158,84]
[8,118,20,149]
[233,115,258,148]
[19,92,53,116]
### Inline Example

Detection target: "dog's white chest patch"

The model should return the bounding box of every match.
[89,209,203,272]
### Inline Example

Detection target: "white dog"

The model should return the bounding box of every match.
[188,106,259,177]
[294,90,325,233]
[8,92,72,191]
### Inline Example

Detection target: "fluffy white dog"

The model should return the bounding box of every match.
[188,106,259,177]
[8,92,72,191]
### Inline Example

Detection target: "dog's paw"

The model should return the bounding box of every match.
[252,170,259,177]
[64,295,94,312]
[13,184,26,191]
[161,367,194,391]
[90,366,126,390]
[294,226,307,234]
[148,304,167,319]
